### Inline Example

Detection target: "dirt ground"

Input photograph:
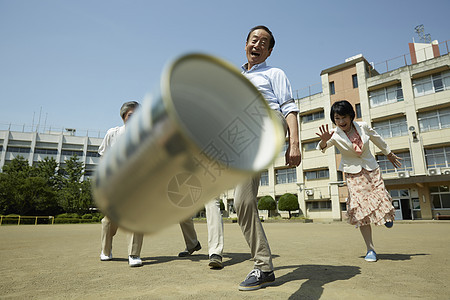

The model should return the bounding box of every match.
[0,220,449,300]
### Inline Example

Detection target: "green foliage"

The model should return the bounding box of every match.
[258,195,277,211]
[219,199,225,210]
[278,193,299,219]
[0,155,94,217]
[56,156,93,215]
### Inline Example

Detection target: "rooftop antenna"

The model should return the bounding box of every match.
[414,24,431,43]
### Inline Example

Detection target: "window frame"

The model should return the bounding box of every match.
[275,167,297,184]
[369,84,404,107]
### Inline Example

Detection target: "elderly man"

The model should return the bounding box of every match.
[236,25,301,291]
[99,101,144,267]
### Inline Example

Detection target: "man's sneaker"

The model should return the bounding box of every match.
[238,269,275,291]
[208,254,223,269]
[178,241,201,257]
[100,251,112,261]
[385,220,394,228]
[364,250,377,262]
[128,255,143,267]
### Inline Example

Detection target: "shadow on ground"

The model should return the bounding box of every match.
[139,252,279,268]
[274,264,361,300]
[358,253,429,261]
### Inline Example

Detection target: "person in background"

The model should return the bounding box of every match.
[98,101,144,267]
[178,198,224,269]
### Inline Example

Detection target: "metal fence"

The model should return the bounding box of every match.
[370,40,449,76]
[0,123,106,138]
[293,40,450,99]
[0,215,55,225]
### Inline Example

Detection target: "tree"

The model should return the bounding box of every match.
[219,199,225,210]
[57,155,93,214]
[278,193,299,219]
[0,156,34,215]
[258,195,276,217]
[32,157,61,215]
[0,156,63,215]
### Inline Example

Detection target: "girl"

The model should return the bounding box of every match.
[316,100,402,262]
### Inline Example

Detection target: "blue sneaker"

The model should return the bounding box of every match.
[364,250,377,262]
[239,269,275,291]
[385,221,394,228]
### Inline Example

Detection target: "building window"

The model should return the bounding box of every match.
[430,185,450,209]
[372,116,408,138]
[329,81,335,95]
[418,107,450,132]
[61,150,84,156]
[301,111,324,123]
[305,169,329,180]
[86,151,100,158]
[260,170,269,186]
[425,147,450,169]
[337,171,343,181]
[35,148,58,155]
[275,167,297,184]
[369,84,403,107]
[352,74,358,88]
[6,146,30,153]
[303,140,319,152]
[377,152,413,173]
[87,145,99,152]
[307,201,331,210]
[62,143,84,150]
[280,140,289,155]
[369,84,404,107]
[413,70,450,97]
[355,103,362,119]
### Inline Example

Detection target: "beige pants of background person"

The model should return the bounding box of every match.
[179,199,224,256]
[101,217,144,257]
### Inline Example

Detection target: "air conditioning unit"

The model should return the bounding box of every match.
[397,171,410,178]
[442,168,450,175]
[305,189,314,196]
[428,168,441,176]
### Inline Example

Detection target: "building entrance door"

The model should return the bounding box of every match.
[400,198,412,220]
[390,189,413,220]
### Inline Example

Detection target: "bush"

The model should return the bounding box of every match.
[56,213,80,219]
[278,193,299,219]
[81,214,93,219]
[219,200,225,211]
[54,218,81,224]
[258,196,276,211]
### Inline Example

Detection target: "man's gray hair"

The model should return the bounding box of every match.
[120,101,140,120]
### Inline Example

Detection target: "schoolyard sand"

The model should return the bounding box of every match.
[0,221,449,299]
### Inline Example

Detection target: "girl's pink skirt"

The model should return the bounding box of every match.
[345,168,395,227]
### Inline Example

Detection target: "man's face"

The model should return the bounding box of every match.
[123,108,135,124]
[245,29,273,69]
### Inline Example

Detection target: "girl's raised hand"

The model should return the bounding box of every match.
[316,124,333,142]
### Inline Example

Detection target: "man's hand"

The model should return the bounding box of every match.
[285,143,301,167]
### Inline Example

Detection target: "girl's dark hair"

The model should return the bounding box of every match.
[330,100,355,124]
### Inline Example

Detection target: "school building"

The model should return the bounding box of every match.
[223,39,450,221]
[0,129,103,179]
